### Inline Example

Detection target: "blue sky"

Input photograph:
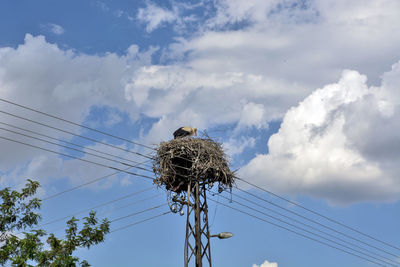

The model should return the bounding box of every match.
[1,0,400,266]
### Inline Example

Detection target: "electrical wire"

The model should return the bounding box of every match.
[110,211,171,233]
[236,176,400,253]
[234,186,400,259]
[214,190,399,266]
[0,135,155,181]
[42,162,151,201]
[0,121,153,168]
[110,203,167,223]
[0,109,153,160]
[41,187,155,227]
[0,98,212,170]
[213,194,396,266]
[0,107,203,171]
[209,198,386,267]
[0,126,153,173]
[111,194,161,212]
[47,205,168,236]
[0,110,199,174]
[0,97,155,150]
[5,97,397,264]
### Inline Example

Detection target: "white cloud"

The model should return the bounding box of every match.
[137,2,178,32]
[160,0,400,89]
[130,0,400,146]
[252,258,278,267]
[42,23,65,35]
[237,102,267,130]
[240,63,400,204]
[0,34,155,189]
[2,0,400,205]
[136,1,206,33]
[126,65,303,144]
[223,136,255,157]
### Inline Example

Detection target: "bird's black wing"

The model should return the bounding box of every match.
[173,127,189,139]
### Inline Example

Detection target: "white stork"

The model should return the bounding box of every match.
[173,126,197,139]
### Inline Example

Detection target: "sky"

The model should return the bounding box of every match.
[1,0,400,266]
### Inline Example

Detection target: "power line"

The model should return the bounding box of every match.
[0,97,155,150]
[0,99,197,174]
[236,176,400,253]
[0,123,156,203]
[0,108,202,170]
[0,121,153,168]
[0,126,153,173]
[212,194,397,266]
[209,198,386,267]
[215,190,399,266]
[0,109,201,174]
[47,205,168,236]
[42,163,151,201]
[110,203,166,223]
[110,211,171,233]
[234,186,400,259]
[41,187,155,227]
[0,109,153,160]
[110,194,162,214]
[0,135,155,181]
[0,98,217,172]
[5,97,394,264]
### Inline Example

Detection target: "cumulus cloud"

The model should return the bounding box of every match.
[128,0,400,204]
[0,34,155,188]
[130,0,400,144]
[2,0,400,204]
[252,258,278,267]
[240,63,400,204]
[125,65,303,144]
[160,0,400,90]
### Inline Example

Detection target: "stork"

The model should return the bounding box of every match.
[173,126,197,139]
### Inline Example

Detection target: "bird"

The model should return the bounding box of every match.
[173,126,197,139]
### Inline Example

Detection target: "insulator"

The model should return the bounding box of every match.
[180,210,185,216]
[172,206,177,213]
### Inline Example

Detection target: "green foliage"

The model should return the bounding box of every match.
[0,180,110,266]
[0,179,41,240]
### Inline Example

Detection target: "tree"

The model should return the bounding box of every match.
[0,180,110,266]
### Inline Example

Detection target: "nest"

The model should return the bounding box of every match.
[153,137,235,194]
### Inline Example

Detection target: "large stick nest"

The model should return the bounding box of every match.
[153,138,235,194]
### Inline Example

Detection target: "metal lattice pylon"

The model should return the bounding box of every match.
[184,181,212,267]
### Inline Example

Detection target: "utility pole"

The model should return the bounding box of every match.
[183,181,212,267]
[157,138,234,267]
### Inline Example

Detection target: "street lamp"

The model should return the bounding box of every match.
[209,232,233,239]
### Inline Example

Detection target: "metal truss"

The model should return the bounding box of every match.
[184,181,212,267]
